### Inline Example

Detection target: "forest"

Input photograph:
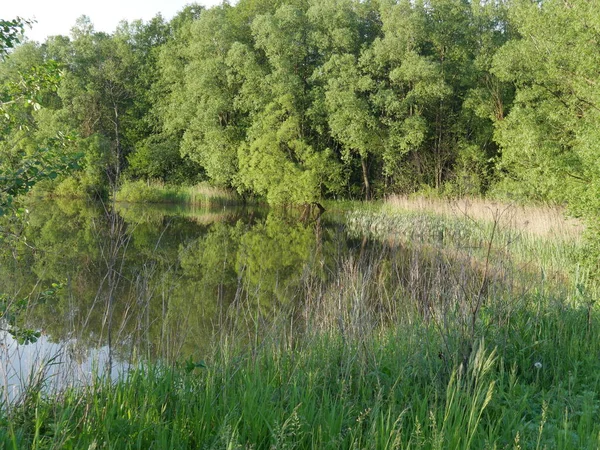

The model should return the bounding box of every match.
[1,0,598,217]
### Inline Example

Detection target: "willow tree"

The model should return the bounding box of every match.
[493,0,600,208]
[362,0,450,192]
[234,4,342,205]
[160,6,245,187]
[311,0,383,200]
[492,0,600,271]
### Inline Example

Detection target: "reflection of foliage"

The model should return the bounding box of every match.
[0,293,40,344]
[5,201,335,361]
[180,221,242,289]
[238,214,315,305]
[0,282,63,344]
[169,221,246,355]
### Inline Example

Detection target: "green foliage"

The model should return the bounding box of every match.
[0,281,64,344]
[5,304,600,449]
[0,144,80,215]
[1,0,599,271]
[492,0,597,202]
[0,19,81,215]
[0,18,31,58]
[0,1,519,205]
[151,0,511,203]
[491,0,600,270]
[0,192,597,447]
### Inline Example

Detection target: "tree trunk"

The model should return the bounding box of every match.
[113,103,121,186]
[361,156,371,201]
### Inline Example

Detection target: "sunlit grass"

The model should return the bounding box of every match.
[2,197,599,448]
[115,179,241,207]
[346,195,586,286]
[3,303,600,449]
[385,194,583,240]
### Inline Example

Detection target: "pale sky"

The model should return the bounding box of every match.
[3,0,225,43]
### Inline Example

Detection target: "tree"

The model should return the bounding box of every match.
[312,0,382,200]
[492,0,600,273]
[0,18,76,216]
[160,6,242,187]
[235,3,343,205]
[492,0,600,206]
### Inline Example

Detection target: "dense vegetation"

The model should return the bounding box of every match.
[1,1,598,212]
[2,2,600,448]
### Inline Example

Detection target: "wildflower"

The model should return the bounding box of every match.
[534,361,542,369]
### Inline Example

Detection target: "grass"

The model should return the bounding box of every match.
[3,303,600,449]
[115,201,247,227]
[346,195,586,285]
[385,194,583,241]
[115,180,241,207]
[2,196,599,448]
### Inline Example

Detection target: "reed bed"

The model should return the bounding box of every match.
[385,194,583,241]
[349,199,584,283]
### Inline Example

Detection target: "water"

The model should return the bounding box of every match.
[0,199,367,400]
[0,330,125,403]
[1,198,534,402]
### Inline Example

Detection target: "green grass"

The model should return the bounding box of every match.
[3,298,600,449]
[2,200,599,449]
[115,180,241,207]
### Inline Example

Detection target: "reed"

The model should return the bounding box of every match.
[115,180,240,207]
[385,194,583,240]
[348,200,584,283]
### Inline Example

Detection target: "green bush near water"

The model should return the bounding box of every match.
[115,180,241,207]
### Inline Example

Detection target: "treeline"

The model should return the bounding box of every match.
[1,0,599,213]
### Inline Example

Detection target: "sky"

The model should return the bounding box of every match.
[3,0,224,43]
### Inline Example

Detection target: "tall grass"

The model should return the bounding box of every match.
[3,307,600,449]
[2,200,600,448]
[385,194,583,241]
[115,180,240,207]
[349,197,585,283]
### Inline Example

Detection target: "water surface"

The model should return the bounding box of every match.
[0,199,369,399]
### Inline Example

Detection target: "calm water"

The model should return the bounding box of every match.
[1,198,548,402]
[0,199,383,400]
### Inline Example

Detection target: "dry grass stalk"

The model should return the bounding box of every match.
[385,195,584,240]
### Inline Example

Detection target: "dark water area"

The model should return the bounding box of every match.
[1,199,389,399]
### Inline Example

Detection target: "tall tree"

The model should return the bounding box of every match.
[236,4,342,204]
[492,0,600,207]
[160,6,243,187]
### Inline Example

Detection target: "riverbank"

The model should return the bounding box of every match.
[114,180,241,208]
[4,300,600,449]
[2,195,598,449]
